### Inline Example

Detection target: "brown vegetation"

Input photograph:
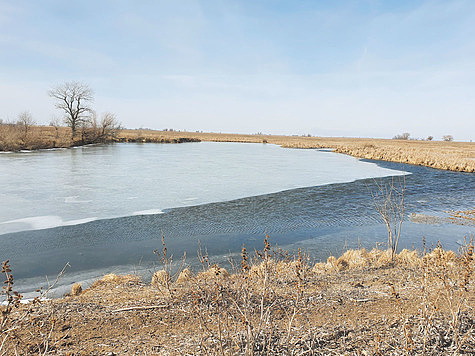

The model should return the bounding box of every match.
[0,124,70,151]
[447,209,475,225]
[1,238,474,355]
[0,120,122,151]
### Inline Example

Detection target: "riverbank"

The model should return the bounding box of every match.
[119,129,475,173]
[0,125,200,151]
[1,243,474,354]
[1,125,474,172]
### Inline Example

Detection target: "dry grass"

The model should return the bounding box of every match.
[151,270,170,291]
[312,248,421,273]
[196,265,230,281]
[70,283,82,297]
[176,268,193,284]
[447,209,475,225]
[1,239,474,355]
[0,125,71,151]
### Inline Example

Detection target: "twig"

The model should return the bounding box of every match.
[0,334,8,353]
[111,305,168,313]
[349,298,373,303]
[40,262,71,300]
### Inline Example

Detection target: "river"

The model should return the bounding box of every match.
[0,142,473,297]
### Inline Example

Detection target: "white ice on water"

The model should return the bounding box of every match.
[0,142,408,235]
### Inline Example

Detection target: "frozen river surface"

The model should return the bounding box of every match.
[0,142,405,234]
[0,142,473,297]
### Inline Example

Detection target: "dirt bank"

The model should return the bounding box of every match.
[2,244,474,355]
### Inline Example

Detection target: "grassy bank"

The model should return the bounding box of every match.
[119,129,475,173]
[0,125,200,152]
[0,125,73,151]
[1,125,474,173]
[2,240,474,355]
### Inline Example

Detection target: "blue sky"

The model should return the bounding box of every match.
[1,0,474,140]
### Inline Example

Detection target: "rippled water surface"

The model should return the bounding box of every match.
[0,142,473,296]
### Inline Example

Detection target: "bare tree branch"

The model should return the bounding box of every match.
[16,111,35,137]
[48,82,94,139]
[371,176,406,259]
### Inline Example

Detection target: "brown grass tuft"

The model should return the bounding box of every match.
[338,248,371,270]
[176,268,193,284]
[70,283,82,296]
[397,248,420,267]
[196,265,229,280]
[88,273,140,290]
[313,248,424,273]
[151,270,170,289]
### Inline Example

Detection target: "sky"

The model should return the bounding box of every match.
[0,0,474,140]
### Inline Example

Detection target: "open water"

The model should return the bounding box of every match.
[0,142,473,297]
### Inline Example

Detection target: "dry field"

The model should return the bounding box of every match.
[1,239,474,355]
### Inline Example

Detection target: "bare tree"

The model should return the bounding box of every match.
[100,112,121,140]
[442,135,454,142]
[393,132,410,140]
[78,110,97,143]
[48,82,94,139]
[372,177,406,259]
[426,136,433,141]
[79,111,121,143]
[17,111,35,137]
